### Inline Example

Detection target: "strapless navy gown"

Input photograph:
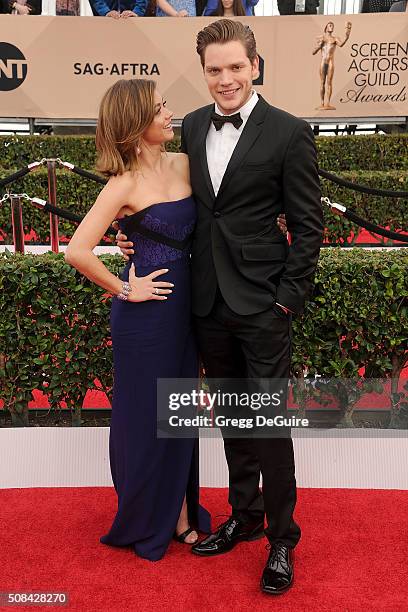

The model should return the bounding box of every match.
[100,197,210,561]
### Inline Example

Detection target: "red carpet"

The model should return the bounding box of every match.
[1,487,408,611]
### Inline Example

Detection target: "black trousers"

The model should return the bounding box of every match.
[194,289,301,548]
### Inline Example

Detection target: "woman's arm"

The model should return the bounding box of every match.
[64,176,133,296]
[88,0,115,16]
[65,176,173,302]
[156,0,182,15]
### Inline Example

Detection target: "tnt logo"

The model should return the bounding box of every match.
[0,42,28,91]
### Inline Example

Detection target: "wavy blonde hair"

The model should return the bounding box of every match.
[96,79,156,177]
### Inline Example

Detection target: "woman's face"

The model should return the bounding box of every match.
[142,89,174,146]
[222,0,234,9]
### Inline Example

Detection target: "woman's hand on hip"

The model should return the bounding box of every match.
[127,264,174,302]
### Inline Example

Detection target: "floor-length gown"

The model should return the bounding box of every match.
[100,196,210,561]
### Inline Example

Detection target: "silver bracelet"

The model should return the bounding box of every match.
[117,281,132,301]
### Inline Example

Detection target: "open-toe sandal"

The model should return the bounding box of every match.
[174,527,198,545]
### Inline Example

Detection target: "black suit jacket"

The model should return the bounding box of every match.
[181,95,323,317]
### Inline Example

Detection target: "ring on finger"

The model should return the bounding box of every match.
[154,288,160,295]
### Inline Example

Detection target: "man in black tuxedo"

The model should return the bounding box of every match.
[118,19,323,595]
[184,19,322,595]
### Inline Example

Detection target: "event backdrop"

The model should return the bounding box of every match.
[0,14,407,120]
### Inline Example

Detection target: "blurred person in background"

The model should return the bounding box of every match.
[277,0,319,14]
[1,0,41,13]
[56,0,80,13]
[143,0,156,13]
[41,0,94,14]
[204,0,255,15]
[146,0,207,13]
[361,0,394,11]
[155,0,195,15]
[195,0,205,11]
[389,0,407,9]
[208,0,246,15]
[89,0,147,17]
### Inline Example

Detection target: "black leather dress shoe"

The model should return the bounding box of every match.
[191,516,264,557]
[261,542,294,595]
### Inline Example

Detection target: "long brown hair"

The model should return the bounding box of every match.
[212,0,246,17]
[196,19,257,68]
[144,0,157,16]
[96,79,156,177]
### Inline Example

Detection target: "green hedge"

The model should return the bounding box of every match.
[0,169,107,244]
[1,168,406,245]
[1,133,406,245]
[316,134,408,172]
[0,135,180,170]
[1,133,407,172]
[1,249,407,427]
[320,170,408,244]
[0,252,123,426]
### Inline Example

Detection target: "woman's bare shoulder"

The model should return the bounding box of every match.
[167,151,189,164]
[168,152,190,176]
[104,171,135,197]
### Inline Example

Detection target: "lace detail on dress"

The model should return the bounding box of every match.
[142,213,195,242]
[132,213,195,268]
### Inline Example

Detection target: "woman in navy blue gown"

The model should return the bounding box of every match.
[65,79,210,561]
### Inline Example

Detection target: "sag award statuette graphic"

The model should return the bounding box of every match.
[312,21,352,110]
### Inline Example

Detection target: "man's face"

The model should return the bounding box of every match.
[203,40,259,115]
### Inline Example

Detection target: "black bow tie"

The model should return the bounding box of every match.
[211,111,243,131]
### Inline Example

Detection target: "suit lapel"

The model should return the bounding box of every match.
[196,105,215,205]
[215,96,269,205]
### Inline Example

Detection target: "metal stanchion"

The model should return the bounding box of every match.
[10,195,25,254]
[47,160,59,253]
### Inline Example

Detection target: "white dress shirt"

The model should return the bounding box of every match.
[206,91,259,197]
